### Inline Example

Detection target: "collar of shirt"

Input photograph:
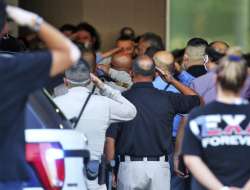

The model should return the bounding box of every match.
[68,86,90,94]
[131,82,154,89]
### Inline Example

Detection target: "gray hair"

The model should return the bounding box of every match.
[65,59,91,86]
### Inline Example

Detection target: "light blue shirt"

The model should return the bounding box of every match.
[153,71,194,137]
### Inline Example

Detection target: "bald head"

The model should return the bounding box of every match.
[153,51,174,73]
[210,41,229,54]
[132,55,155,78]
[111,54,132,72]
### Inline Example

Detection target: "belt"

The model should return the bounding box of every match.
[119,155,168,162]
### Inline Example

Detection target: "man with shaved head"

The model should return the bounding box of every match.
[153,51,195,190]
[111,53,132,72]
[209,41,229,54]
[183,37,208,77]
[97,54,133,91]
[105,55,201,190]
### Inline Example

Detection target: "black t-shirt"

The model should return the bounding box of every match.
[182,101,250,189]
[0,52,52,181]
[106,82,200,156]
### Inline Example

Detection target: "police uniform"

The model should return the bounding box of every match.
[0,52,52,189]
[106,82,200,190]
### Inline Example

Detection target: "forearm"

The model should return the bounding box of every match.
[101,47,121,59]
[175,116,187,156]
[109,68,133,86]
[6,6,80,77]
[100,84,127,103]
[243,179,250,190]
[104,137,116,161]
[171,78,197,96]
[39,22,80,76]
[184,156,224,190]
[38,22,72,53]
[101,84,136,121]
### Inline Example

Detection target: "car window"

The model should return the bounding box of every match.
[25,89,72,129]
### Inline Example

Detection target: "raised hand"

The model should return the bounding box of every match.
[6,6,40,28]
[90,73,104,89]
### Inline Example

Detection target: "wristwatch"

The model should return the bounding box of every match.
[33,16,44,32]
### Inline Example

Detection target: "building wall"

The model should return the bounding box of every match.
[19,0,166,50]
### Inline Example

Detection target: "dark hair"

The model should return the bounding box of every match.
[116,35,134,43]
[134,35,141,44]
[205,46,225,63]
[120,27,135,39]
[172,48,185,65]
[140,32,165,50]
[76,22,101,51]
[243,53,250,68]
[59,24,76,33]
[0,1,6,32]
[145,46,161,58]
[187,37,208,47]
[132,56,155,77]
[0,35,26,52]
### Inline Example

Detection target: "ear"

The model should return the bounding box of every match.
[183,54,189,68]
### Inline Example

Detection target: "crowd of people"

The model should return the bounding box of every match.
[0,2,250,190]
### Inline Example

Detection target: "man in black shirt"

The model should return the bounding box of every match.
[0,3,80,190]
[106,55,201,190]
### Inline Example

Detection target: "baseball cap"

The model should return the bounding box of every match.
[0,0,6,32]
[65,59,91,85]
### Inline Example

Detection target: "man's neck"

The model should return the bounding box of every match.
[207,62,217,71]
[133,76,153,83]
[216,86,241,104]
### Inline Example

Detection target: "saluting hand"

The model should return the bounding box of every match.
[6,6,40,29]
[90,73,104,89]
[155,66,174,83]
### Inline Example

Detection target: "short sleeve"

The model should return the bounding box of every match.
[167,92,200,114]
[177,71,195,87]
[106,123,121,139]
[0,51,52,96]
[181,111,203,157]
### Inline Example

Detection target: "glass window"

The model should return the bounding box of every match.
[169,0,250,51]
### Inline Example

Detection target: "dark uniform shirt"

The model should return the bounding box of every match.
[0,52,52,181]
[106,82,200,157]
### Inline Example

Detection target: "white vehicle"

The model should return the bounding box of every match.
[23,90,91,190]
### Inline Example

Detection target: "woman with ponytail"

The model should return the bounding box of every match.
[182,48,250,190]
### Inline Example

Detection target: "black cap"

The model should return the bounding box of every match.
[0,0,6,32]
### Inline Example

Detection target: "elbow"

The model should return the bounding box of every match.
[67,41,81,66]
[128,105,137,120]
[183,155,191,168]
[124,105,137,121]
